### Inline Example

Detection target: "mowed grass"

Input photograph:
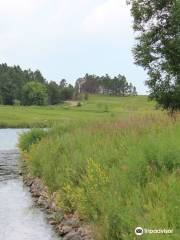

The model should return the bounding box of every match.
[19,95,180,239]
[0,95,157,128]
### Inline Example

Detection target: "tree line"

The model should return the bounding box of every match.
[0,64,74,105]
[0,64,138,106]
[75,74,137,96]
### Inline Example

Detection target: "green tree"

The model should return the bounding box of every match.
[128,0,180,112]
[75,73,137,96]
[0,64,47,105]
[47,81,61,105]
[60,79,67,88]
[22,81,48,106]
[60,84,74,100]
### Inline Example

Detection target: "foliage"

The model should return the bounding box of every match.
[0,63,74,106]
[22,81,48,106]
[128,0,180,112]
[47,81,62,105]
[60,84,74,100]
[0,64,46,105]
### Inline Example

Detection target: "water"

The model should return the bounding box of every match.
[0,129,60,240]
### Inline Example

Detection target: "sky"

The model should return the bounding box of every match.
[0,0,148,94]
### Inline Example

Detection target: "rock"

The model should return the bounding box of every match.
[63,231,82,240]
[23,176,92,240]
[54,209,64,222]
[59,225,73,235]
[61,218,80,228]
[24,179,33,186]
[49,220,57,225]
[49,200,57,211]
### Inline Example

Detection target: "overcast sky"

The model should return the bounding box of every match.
[0,0,148,94]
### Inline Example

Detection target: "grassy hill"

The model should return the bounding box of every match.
[0,95,157,128]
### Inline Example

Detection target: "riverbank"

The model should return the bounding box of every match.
[23,175,92,240]
[19,113,180,240]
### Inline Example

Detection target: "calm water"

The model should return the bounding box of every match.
[0,129,60,240]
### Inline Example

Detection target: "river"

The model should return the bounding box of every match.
[0,129,60,240]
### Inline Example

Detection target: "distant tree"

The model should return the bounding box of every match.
[0,74,16,105]
[128,0,180,112]
[60,84,74,100]
[0,64,47,105]
[75,73,137,96]
[60,79,67,88]
[33,70,46,83]
[132,86,138,96]
[47,81,61,105]
[0,63,74,105]
[22,81,48,106]
[81,74,99,93]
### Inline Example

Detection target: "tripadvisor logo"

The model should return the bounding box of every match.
[135,226,173,236]
[135,227,144,236]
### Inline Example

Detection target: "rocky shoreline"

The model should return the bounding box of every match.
[23,177,93,240]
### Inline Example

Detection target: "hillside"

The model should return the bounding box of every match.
[0,95,156,128]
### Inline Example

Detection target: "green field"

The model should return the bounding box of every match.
[18,95,180,240]
[0,95,156,128]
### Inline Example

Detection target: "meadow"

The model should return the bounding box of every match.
[0,95,156,128]
[18,95,180,239]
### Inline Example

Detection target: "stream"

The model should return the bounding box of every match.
[0,129,60,240]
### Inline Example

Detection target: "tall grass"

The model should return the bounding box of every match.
[18,128,48,151]
[20,114,180,239]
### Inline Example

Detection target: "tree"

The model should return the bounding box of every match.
[0,64,47,105]
[60,84,74,100]
[128,0,180,112]
[33,70,46,83]
[47,81,61,105]
[81,74,99,93]
[60,79,67,88]
[0,63,74,105]
[133,86,138,96]
[22,81,48,106]
[75,74,137,96]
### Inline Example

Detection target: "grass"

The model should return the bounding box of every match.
[18,95,180,239]
[0,95,156,128]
